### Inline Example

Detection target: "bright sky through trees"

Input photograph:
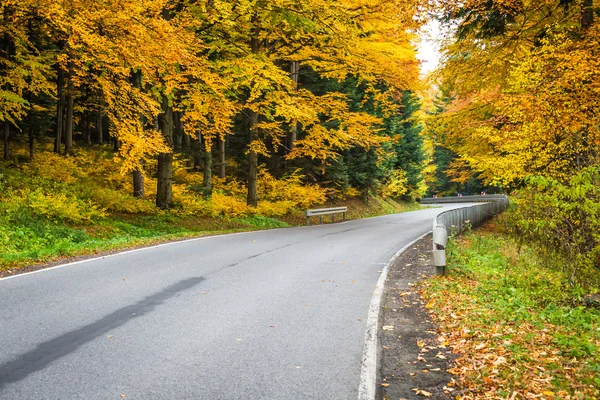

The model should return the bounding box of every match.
[417,19,441,76]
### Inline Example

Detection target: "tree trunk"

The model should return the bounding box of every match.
[203,142,213,199]
[156,98,174,209]
[173,111,183,153]
[64,66,74,154]
[218,135,226,178]
[3,122,9,160]
[193,136,202,172]
[130,70,145,198]
[2,36,12,160]
[247,23,261,207]
[157,153,173,208]
[183,130,191,153]
[288,61,300,153]
[28,114,34,159]
[54,66,64,153]
[247,110,259,207]
[83,112,91,144]
[183,129,192,169]
[97,104,103,145]
[133,160,145,198]
[583,0,594,28]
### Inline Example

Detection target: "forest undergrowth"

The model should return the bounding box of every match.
[0,145,420,274]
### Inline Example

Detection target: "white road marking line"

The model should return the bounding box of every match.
[0,208,442,282]
[0,230,260,282]
[357,231,432,400]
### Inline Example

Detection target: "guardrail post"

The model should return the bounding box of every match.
[432,226,448,275]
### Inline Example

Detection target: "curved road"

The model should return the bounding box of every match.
[0,205,467,400]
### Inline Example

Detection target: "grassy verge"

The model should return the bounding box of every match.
[0,146,423,275]
[421,224,600,399]
[0,196,420,275]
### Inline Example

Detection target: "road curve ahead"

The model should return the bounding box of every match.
[0,205,467,400]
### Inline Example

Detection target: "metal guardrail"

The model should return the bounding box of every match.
[420,194,508,204]
[306,207,348,225]
[421,196,510,274]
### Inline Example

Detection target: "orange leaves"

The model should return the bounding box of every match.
[431,2,600,187]
[420,234,600,399]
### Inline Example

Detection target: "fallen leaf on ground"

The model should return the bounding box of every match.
[412,389,432,397]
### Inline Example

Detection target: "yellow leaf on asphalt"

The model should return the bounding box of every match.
[380,383,390,387]
[412,389,432,397]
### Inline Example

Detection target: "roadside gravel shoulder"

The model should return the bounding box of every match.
[378,234,457,400]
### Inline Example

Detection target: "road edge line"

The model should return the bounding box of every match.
[0,230,260,282]
[0,207,443,282]
[357,230,433,400]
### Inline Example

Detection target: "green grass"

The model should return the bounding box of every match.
[231,215,290,229]
[0,194,420,274]
[422,226,600,398]
[0,147,423,274]
[0,212,246,271]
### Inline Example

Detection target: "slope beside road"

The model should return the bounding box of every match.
[0,205,469,400]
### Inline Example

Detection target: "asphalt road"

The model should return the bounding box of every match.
[0,205,466,400]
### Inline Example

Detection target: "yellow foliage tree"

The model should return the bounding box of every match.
[432,0,600,187]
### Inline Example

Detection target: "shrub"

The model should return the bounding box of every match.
[91,187,156,214]
[381,169,409,199]
[258,170,326,208]
[25,189,106,224]
[211,193,252,217]
[500,167,600,288]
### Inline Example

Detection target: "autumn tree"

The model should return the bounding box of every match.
[193,0,423,206]
[433,0,600,186]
